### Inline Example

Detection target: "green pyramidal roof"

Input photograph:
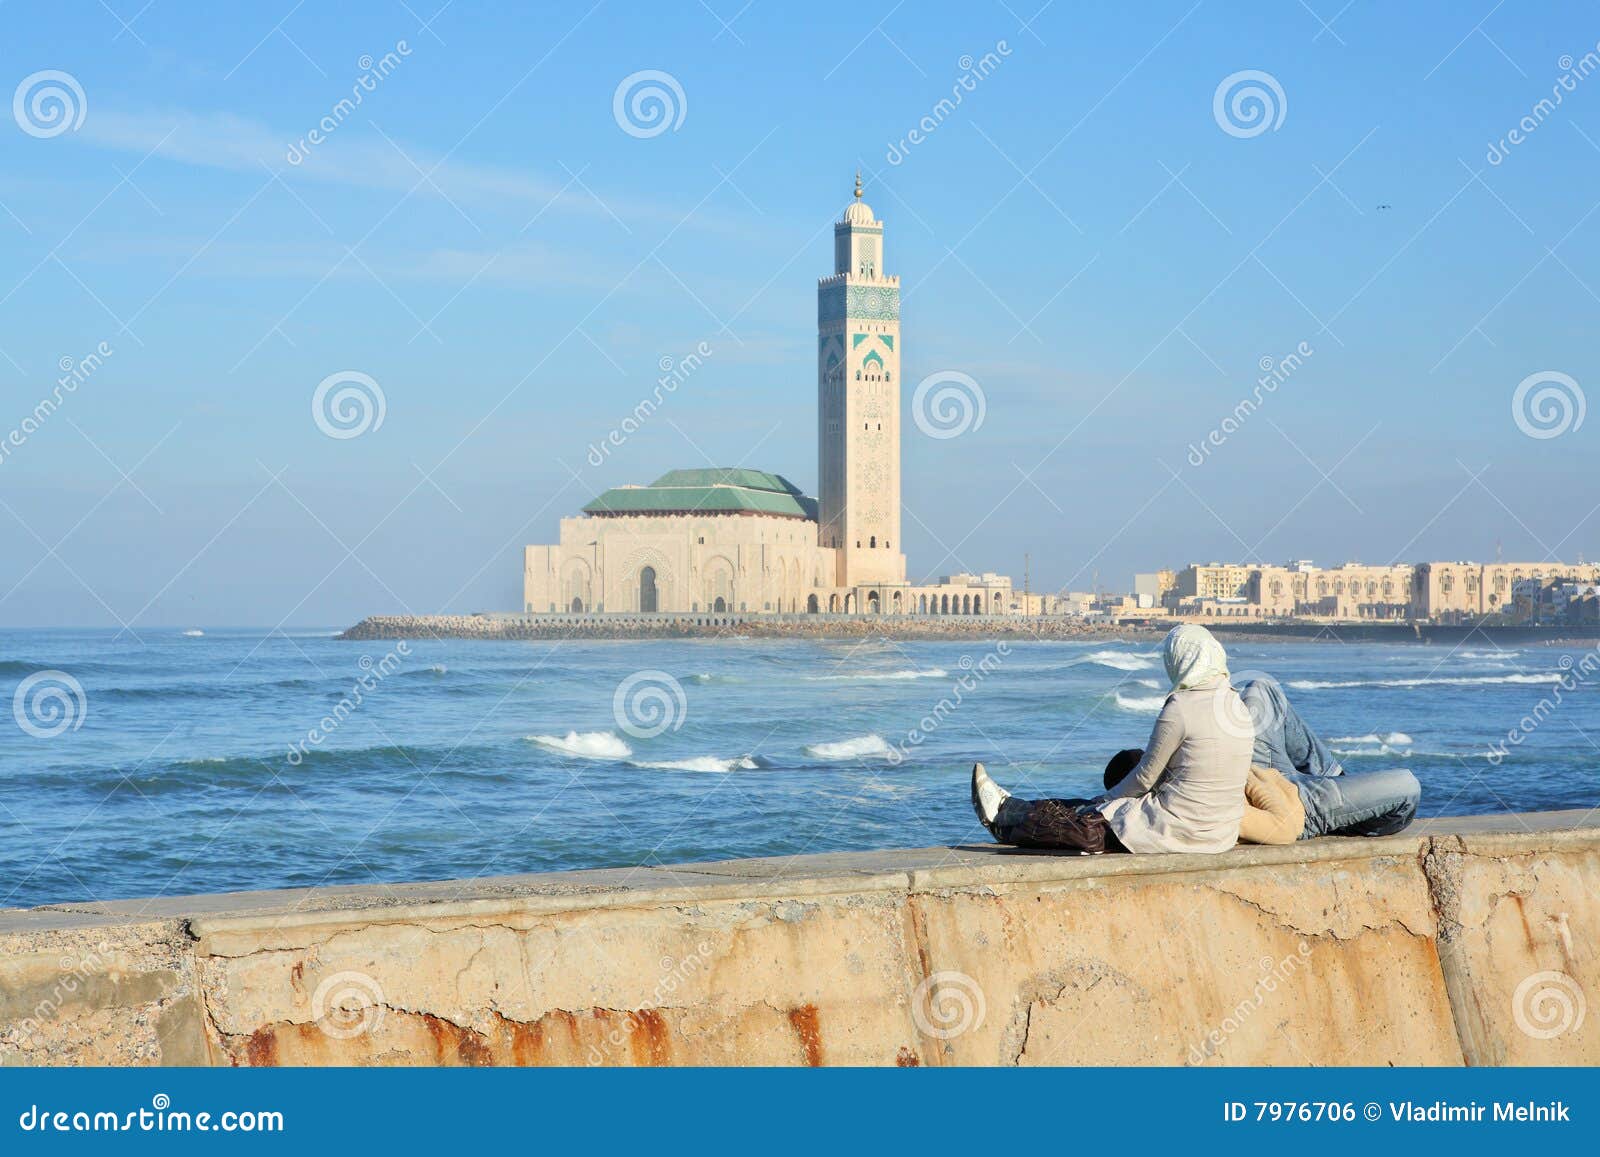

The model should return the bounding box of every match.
[583,468,817,520]
[649,467,801,494]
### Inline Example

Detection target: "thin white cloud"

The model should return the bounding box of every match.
[77,108,732,231]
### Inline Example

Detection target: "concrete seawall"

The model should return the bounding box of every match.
[3,812,1596,1066]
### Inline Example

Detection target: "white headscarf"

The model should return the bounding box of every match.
[1162,624,1229,690]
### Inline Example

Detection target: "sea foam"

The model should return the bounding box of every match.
[1114,692,1167,713]
[803,734,894,760]
[1289,673,1564,690]
[630,755,762,773]
[528,731,633,759]
[1080,650,1153,672]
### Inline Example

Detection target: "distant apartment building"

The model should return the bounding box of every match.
[1511,577,1600,626]
[1149,559,1600,623]
[1133,570,1176,607]
[1411,562,1600,622]
[1173,563,1254,601]
[1252,562,1413,620]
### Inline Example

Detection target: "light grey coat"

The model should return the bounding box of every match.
[1096,680,1253,853]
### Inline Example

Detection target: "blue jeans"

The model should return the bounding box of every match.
[1237,676,1420,839]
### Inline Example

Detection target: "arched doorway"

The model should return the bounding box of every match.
[829,594,839,612]
[569,597,584,614]
[713,596,727,613]
[640,566,658,613]
[807,594,819,614]
[867,591,880,614]
[918,594,927,614]
[845,592,856,613]
[940,594,949,614]
[892,591,902,614]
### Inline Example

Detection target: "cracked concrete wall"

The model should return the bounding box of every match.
[2,820,1596,1066]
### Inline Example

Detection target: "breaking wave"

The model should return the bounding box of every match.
[1329,732,1415,746]
[1114,692,1167,713]
[1288,673,1564,690]
[802,734,894,760]
[527,731,632,759]
[805,669,948,682]
[629,755,764,773]
[1079,650,1154,672]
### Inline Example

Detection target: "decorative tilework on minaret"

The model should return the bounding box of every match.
[817,173,906,588]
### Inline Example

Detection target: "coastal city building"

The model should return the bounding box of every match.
[1155,559,1600,624]
[523,177,1016,617]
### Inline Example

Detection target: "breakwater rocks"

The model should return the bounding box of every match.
[4,811,1597,1065]
[339,613,1167,642]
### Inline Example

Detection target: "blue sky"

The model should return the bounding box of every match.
[1,0,1597,627]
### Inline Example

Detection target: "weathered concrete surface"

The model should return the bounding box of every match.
[2,810,1596,1066]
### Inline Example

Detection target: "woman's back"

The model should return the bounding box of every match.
[1098,683,1253,853]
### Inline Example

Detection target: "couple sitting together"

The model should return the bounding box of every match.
[971,624,1421,855]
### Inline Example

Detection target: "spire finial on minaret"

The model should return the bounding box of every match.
[854,170,862,199]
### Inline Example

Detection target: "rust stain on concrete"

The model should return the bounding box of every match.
[787,1004,824,1066]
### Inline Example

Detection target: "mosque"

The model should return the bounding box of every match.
[522,176,1017,617]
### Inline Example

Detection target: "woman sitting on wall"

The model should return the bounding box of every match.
[971,624,1252,854]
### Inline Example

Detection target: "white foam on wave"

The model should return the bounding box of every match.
[1329,732,1414,746]
[803,734,894,760]
[630,755,762,773]
[181,629,204,637]
[1288,673,1563,690]
[805,669,947,682]
[1114,692,1167,714]
[1081,650,1154,672]
[1458,650,1522,660]
[527,731,633,759]
[1136,678,1161,689]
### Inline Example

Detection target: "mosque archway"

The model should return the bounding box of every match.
[713,596,727,613]
[640,566,658,613]
[867,591,880,614]
[569,597,584,614]
[807,594,819,614]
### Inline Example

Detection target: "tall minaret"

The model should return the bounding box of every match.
[817,173,906,588]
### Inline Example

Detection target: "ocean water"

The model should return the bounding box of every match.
[0,629,1595,908]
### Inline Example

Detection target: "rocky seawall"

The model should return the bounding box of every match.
[3,810,1596,1065]
[339,613,1167,642]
